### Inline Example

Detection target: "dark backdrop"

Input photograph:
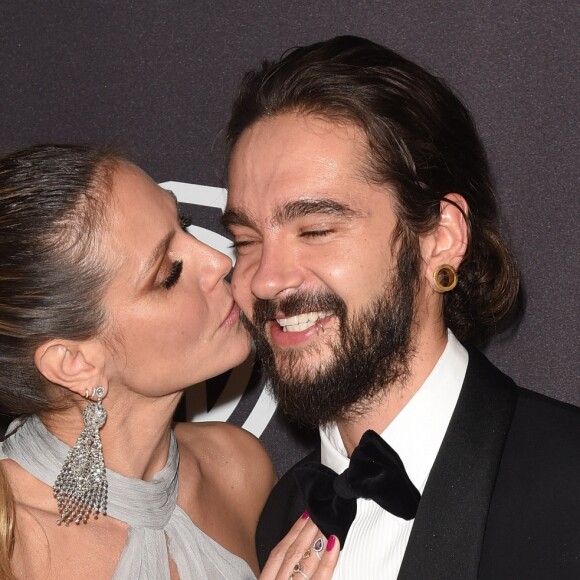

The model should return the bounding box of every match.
[1,0,578,474]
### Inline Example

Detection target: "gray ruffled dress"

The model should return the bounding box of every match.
[0,415,256,579]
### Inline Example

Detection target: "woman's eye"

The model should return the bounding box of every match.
[179,211,192,231]
[161,260,183,289]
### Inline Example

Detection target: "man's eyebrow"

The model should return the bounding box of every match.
[272,198,360,225]
[221,198,360,231]
[221,207,256,231]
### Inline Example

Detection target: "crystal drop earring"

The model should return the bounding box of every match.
[53,386,108,525]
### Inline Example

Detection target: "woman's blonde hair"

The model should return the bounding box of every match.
[0,463,15,579]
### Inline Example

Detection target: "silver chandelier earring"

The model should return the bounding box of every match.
[53,385,108,525]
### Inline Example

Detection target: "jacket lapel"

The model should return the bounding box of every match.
[398,349,517,579]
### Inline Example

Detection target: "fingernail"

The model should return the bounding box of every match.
[301,510,310,520]
[326,535,336,551]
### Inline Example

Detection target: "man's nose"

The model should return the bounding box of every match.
[249,243,303,301]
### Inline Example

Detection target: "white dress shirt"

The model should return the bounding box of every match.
[320,331,468,579]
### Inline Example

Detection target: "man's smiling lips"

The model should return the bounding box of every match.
[267,311,335,347]
[277,310,333,332]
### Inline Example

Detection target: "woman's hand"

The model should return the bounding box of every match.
[260,512,340,579]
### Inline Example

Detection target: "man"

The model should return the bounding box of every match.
[222,36,580,579]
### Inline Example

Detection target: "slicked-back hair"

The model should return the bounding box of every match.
[0,144,121,416]
[226,35,520,344]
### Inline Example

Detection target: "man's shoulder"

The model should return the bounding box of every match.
[256,447,320,568]
[464,345,579,438]
[262,447,319,515]
[508,385,580,466]
[514,384,580,420]
[465,345,580,465]
[280,448,321,478]
[479,386,580,576]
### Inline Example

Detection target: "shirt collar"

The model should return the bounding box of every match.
[320,330,468,491]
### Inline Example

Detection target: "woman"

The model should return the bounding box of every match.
[0,144,277,579]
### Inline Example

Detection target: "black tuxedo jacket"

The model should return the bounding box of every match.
[256,348,580,578]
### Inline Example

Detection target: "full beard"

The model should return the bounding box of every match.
[242,239,421,427]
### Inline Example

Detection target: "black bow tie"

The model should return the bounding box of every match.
[294,430,421,546]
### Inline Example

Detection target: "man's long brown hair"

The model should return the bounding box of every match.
[227,35,521,345]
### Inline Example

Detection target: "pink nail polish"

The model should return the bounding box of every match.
[326,535,336,551]
[301,510,310,520]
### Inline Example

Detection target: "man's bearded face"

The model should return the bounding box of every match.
[225,113,423,426]
[242,241,420,427]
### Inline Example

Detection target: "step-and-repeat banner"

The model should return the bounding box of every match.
[1,1,577,474]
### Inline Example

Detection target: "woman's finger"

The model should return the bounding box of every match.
[273,519,321,579]
[285,534,340,580]
[311,535,340,579]
[260,511,311,578]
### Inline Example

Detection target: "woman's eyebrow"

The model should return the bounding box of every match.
[162,188,178,204]
[139,231,176,281]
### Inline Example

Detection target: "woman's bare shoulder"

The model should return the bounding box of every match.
[174,421,276,509]
[174,422,275,574]
[2,460,53,578]
[10,503,52,578]
[175,421,276,482]
[3,459,127,579]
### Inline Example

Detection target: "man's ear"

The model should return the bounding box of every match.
[420,193,469,285]
[34,340,106,398]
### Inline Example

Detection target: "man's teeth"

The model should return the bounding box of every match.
[277,311,333,333]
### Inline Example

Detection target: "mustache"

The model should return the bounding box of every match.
[242,291,347,332]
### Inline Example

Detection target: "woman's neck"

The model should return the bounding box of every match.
[40,390,182,481]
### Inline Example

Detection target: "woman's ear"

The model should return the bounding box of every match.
[34,340,106,398]
[420,193,469,287]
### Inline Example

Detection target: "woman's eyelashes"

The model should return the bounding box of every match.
[158,210,191,290]
[161,260,183,289]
